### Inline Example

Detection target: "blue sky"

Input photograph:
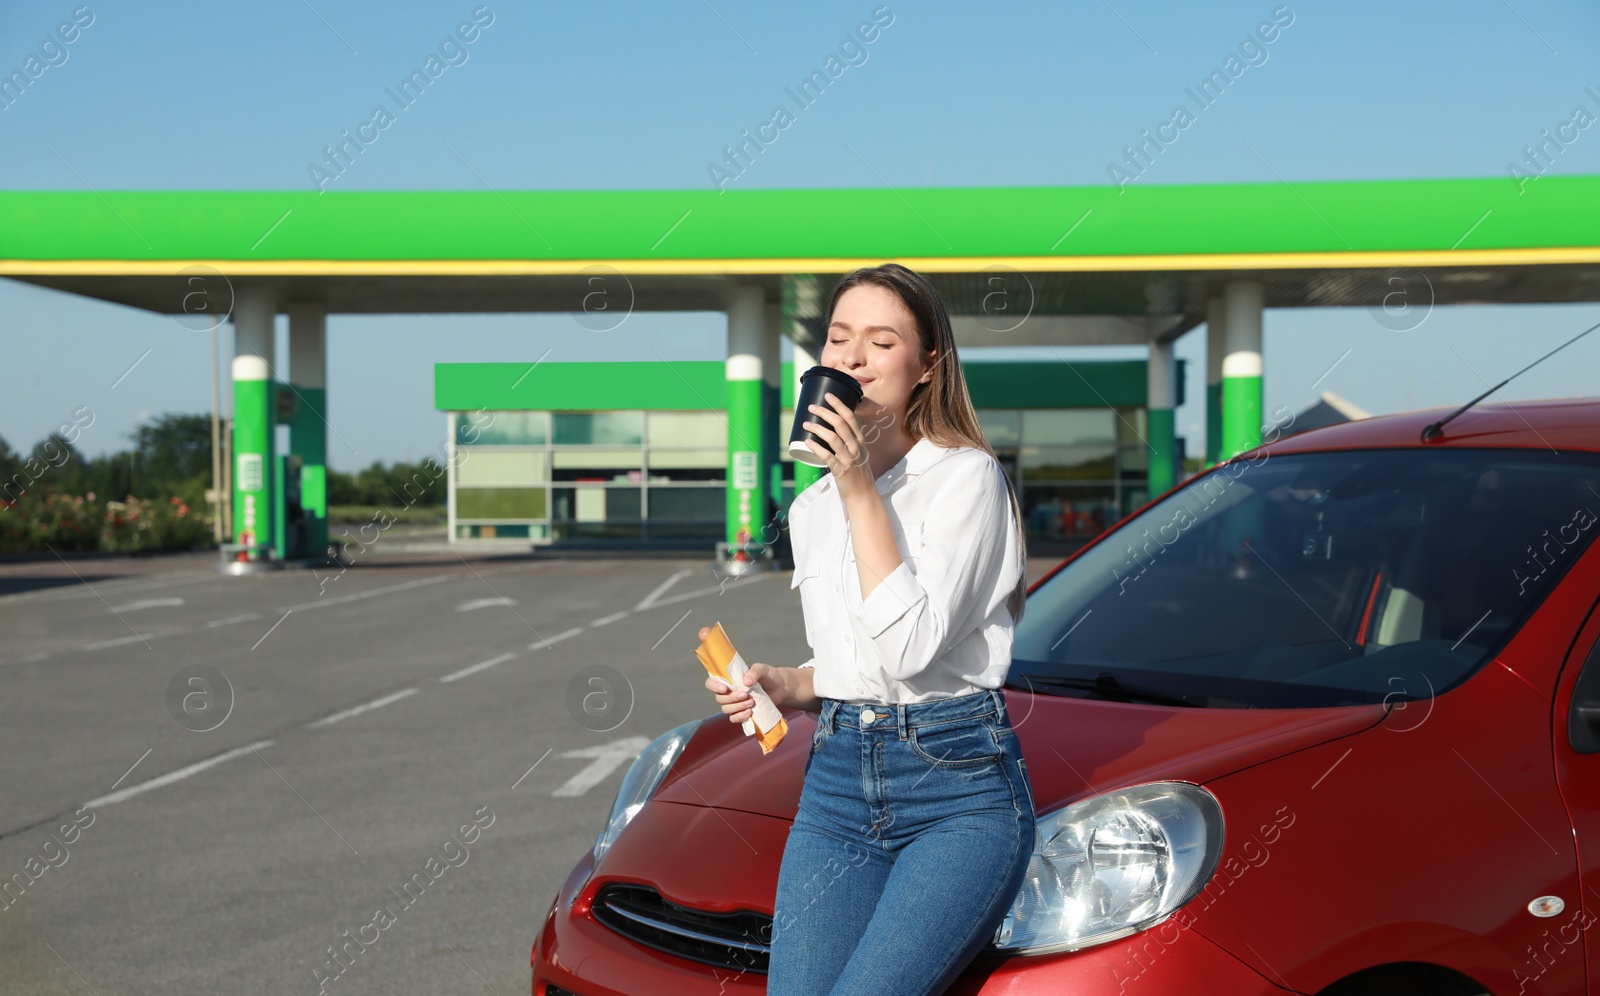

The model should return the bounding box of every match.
[2,0,1599,469]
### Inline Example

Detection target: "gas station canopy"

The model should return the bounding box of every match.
[4,174,1597,565]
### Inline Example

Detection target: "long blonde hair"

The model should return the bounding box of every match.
[823,263,1029,625]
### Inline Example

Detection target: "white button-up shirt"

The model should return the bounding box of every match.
[788,436,1024,704]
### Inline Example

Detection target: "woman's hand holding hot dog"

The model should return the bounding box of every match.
[700,626,818,722]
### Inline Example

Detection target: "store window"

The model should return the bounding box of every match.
[551,448,642,483]
[647,411,727,448]
[456,450,546,487]
[551,486,642,523]
[978,409,1022,447]
[646,487,724,522]
[457,488,546,519]
[456,410,548,446]
[1022,484,1116,540]
[1022,410,1115,447]
[554,411,643,446]
[646,449,725,483]
[1020,445,1117,482]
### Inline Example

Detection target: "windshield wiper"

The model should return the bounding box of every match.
[1011,671,1203,708]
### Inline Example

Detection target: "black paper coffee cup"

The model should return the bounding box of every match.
[789,366,864,467]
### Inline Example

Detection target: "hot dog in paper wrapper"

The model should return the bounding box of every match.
[695,622,787,754]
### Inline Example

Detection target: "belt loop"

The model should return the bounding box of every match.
[825,699,837,734]
[896,701,908,740]
[988,687,1004,723]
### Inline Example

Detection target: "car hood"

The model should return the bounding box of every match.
[654,690,1387,819]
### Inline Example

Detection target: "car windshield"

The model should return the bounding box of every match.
[1010,447,1600,709]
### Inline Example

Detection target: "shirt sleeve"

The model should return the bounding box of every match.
[849,456,1020,682]
[789,497,817,671]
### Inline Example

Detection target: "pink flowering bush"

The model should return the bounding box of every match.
[100,496,212,553]
[0,490,212,554]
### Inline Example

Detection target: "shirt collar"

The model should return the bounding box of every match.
[813,436,961,497]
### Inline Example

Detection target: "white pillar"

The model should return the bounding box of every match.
[287,305,325,389]
[1221,280,1265,460]
[1147,336,1178,494]
[232,286,274,378]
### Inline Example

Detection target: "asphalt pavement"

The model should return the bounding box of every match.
[0,546,1063,995]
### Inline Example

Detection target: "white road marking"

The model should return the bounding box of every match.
[646,572,770,608]
[306,688,420,729]
[84,633,156,651]
[439,653,517,684]
[206,613,262,628]
[282,574,457,613]
[108,597,185,613]
[529,627,584,651]
[457,597,517,612]
[84,740,275,808]
[589,611,629,627]
[551,737,652,797]
[636,569,694,610]
[0,572,216,605]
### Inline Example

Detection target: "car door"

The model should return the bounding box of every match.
[1553,592,1600,989]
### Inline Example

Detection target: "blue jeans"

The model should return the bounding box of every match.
[767,688,1037,996]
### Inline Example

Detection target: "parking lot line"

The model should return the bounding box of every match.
[439,652,517,684]
[530,627,584,651]
[83,633,156,651]
[84,740,275,808]
[281,574,458,613]
[306,689,420,729]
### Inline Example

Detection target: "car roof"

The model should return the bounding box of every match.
[1261,396,1600,456]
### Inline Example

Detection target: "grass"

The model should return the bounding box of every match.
[327,504,446,525]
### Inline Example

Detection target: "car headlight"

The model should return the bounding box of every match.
[992,781,1224,955]
[591,719,701,865]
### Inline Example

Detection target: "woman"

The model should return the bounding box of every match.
[703,263,1036,996]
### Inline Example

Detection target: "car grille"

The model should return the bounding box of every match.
[544,986,580,996]
[591,883,771,974]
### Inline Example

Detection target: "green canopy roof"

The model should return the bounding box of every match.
[2,175,1596,268]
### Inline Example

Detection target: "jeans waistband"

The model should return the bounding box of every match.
[819,688,1008,738]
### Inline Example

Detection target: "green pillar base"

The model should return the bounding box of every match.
[231,376,275,556]
[1206,382,1221,467]
[1221,374,1263,462]
[289,385,328,557]
[1148,407,1177,495]
[725,378,767,554]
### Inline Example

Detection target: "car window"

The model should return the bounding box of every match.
[1011,448,1600,709]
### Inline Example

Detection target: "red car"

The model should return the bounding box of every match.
[533,397,1600,996]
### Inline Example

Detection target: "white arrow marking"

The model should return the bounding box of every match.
[551,737,652,797]
[457,597,517,612]
[110,597,185,613]
[636,569,694,610]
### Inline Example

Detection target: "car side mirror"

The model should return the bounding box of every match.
[1566,639,1600,754]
